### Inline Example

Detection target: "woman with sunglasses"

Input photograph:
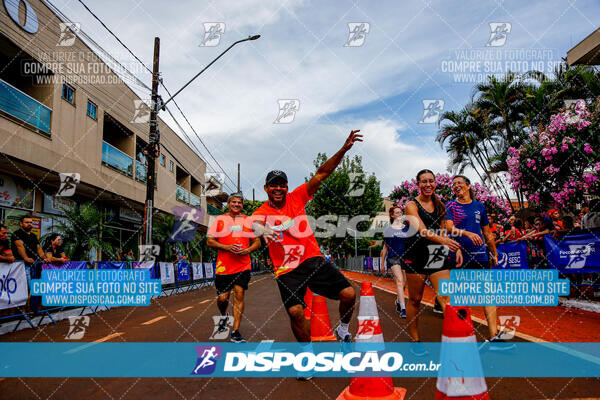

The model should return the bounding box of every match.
[404,169,462,355]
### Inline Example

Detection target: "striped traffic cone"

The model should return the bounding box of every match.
[304,288,313,320]
[337,281,406,400]
[355,280,385,352]
[310,294,336,341]
[435,304,489,400]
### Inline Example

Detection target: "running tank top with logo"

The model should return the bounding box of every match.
[406,197,445,264]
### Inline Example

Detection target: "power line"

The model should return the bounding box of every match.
[69,0,238,192]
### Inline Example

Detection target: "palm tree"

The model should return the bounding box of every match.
[437,105,513,206]
[49,202,117,261]
[474,72,527,145]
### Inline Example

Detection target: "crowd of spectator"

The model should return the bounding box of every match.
[490,199,600,269]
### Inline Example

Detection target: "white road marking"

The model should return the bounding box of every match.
[63,332,124,354]
[176,306,193,313]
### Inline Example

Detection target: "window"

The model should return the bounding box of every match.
[61,83,75,104]
[169,160,174,172]
[160,154,165,167]
[86,100,97,120]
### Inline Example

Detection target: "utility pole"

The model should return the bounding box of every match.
[143,37,160,246]
[252,188,255,202]
[237,163,240,192]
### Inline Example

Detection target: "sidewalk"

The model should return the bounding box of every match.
[342,270,600,342]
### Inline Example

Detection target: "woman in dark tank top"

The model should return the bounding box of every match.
[403,170,463,355]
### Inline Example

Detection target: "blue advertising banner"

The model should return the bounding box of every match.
[97,261,127,270]
[42,261,88,270]
[545,233,600,273]
[363,257,373,271]
[496,241,529,269]
[133,262,156,279]
[177,262,190,282]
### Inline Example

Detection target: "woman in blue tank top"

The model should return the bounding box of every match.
[381,206,412,318]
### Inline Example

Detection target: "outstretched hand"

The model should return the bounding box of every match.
[342,130,363,152]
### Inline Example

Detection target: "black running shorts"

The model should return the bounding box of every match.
[276,256,352,309]
[214,270,251,295]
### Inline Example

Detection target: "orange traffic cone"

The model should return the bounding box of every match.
[355,280,384,352]
[435,305,489,400]
[310,294,336,341]
[304,288,313,320]
[337,282,407,400]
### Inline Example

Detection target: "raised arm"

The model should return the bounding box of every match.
[306,130,362,197]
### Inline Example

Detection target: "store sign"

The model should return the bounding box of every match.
[0,174,34,210]
[43,194,75,215]
[119,207,142,223]
[3,0,39,34]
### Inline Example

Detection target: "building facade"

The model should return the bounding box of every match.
[0,0,223,256]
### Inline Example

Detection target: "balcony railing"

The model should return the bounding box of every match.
[0,78,51,134]
[135,161,147,182]
[190,193,201,206]
[176,185,190,203]
[102,141,133,176]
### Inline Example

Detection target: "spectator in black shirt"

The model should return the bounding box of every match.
[11,215,47,266]
[44,233,67,264]
[0,224,15,263]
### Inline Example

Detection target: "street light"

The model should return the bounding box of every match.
[160,34,261,109]
[143,34,260,246]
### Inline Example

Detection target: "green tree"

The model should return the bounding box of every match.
[305,153,383,258]
[49,202,117,261]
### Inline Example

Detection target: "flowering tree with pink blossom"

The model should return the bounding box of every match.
[389,173,512,222]
[507,100,600,209]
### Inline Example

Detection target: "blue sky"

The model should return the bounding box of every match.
[51,0,600,199]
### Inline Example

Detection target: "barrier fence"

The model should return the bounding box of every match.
[337,231,600,299]
[0,259,271,332]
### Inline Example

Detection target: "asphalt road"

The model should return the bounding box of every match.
[0,273,598,400]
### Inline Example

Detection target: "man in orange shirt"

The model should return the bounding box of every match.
[207,193,261,343]
[251,130,362,345]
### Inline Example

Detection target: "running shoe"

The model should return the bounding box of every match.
[410,341,429,356]
[433,298,443,314]
[399,308,406,319]
[487,335,516,351]
[334,326,352,342]
[216,313,229,333]
[395,299,402,314]
[230,330,246,343]
[296,373,314,381]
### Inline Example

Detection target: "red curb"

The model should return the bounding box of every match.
[342,271,600,342]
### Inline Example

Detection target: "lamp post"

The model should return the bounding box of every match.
[143,34,260,246]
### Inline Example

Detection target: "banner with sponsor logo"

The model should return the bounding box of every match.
[97,261,127,270]
[203,262,214,280]
[177,262,190,282]
[372,257,380,272]
[133,261,156,279]
[159,262,175,284]
[495,241,529,269]
[42,261,87,270]
[363,257,373,271]
[191,262,204,280]
[0,262,29,309]
[544,233,600,273]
